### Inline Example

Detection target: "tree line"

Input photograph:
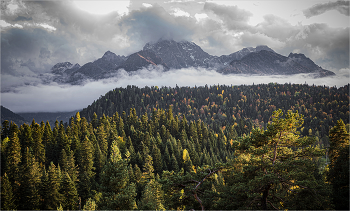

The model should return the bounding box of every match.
[80,83,349,148]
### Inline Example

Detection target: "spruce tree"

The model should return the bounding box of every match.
[138,180,166,210]
[60,172,79,210]
[32,122,46,164]
[152,144,163,175]
[18,147,42,210]
[41,162,63,210]
[1,120,10,140]
[20,124,34,155]
[6,132,21,202]
[134,164,142,183]
[78,135,95,203]
[1,173,16,210]
[98,139,137,210]
[170,153,179,172]
[328,119,349,210]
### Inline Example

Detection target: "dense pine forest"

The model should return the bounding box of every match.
[1,83,349,210]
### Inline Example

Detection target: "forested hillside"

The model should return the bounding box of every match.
[1,83,349,210]
[81,83,349,147]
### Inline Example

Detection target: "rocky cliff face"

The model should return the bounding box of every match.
[49,39,335,84]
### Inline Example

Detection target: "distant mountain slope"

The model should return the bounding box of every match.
[18,110,79,126]
[219,50,335,76]
[218,45,275,64]
[1,106,28,125]
[47,39,335,84]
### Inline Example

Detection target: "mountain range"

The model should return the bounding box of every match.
[49,39,334,84]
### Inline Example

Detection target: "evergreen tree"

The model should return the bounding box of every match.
[138,180,166,210]
[6,132,21,203]
[152,144,163,175]
[128,164,136,183]
[98,139,137,210]
[163,146,171,170]
[1,137,10,176]
[20,124,34,155]
[1,120,10,140]
[41,162,63,210]
[96,124,108,156]
[327,119,349,210]
[18,147,42,210]
[32,122,46,164]
[170,153,179,172]
[78,135,95,203]
[60,172,79,210]
[59,149,68,172]
[1,173,16,210]
[142,154,155,181]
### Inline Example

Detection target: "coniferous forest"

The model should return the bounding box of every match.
[1,83,349,210]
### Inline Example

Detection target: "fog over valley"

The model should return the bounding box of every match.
[1,66,349,113]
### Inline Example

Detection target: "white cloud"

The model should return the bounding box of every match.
[0,20,23,28]
[38,23,56,31]
[171,8,190,17]
[142,3,153,8]
[195,13,208,22]
[7,1,19,14]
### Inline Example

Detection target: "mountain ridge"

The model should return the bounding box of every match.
[49,39,335,84]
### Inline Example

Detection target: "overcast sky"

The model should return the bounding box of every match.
[1,0,349,112]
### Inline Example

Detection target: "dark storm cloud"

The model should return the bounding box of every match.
[121,4,194,44]
[39,47,51,59]
[0,1,130,79]
[303,0,349,18]
[1,27,77,75]
[14,16,32,21]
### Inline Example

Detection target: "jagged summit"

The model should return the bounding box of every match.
[51,62,81,75]
[102,50,124,61]
[143,39,214,69]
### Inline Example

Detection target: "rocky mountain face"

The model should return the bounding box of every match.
[143,39,214,68]
[219,50,334,76]
[218,45,275,64]
[117,50,169,72]
[49,39,334,84]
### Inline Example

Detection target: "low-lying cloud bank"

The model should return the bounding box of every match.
[1,67,349,113]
